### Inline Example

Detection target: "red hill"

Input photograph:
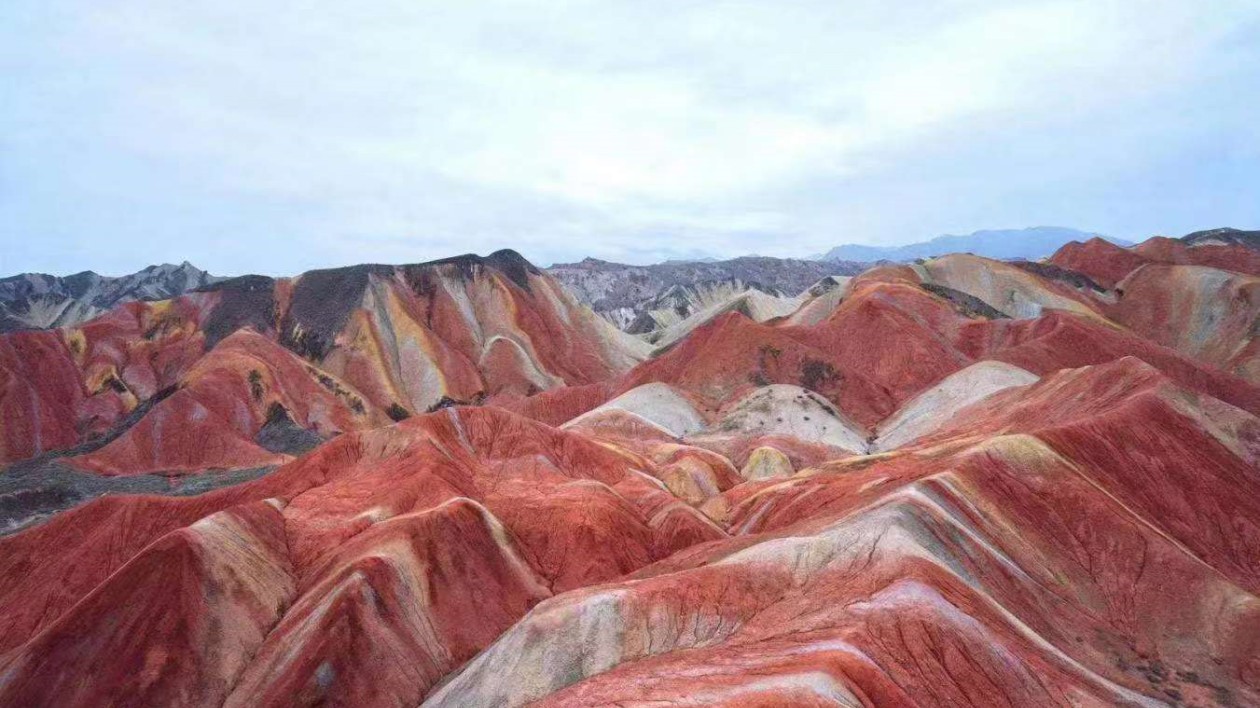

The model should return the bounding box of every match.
[3,247,1260,705]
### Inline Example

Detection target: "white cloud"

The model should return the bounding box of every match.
[2,0,1258,274]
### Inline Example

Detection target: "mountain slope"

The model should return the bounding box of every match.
[3,243,1260,706]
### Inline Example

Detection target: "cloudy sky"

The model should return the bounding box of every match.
[2,1,1258,276]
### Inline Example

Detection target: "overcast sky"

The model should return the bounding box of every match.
[2,1,1259,276]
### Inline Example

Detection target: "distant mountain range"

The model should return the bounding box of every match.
[817,226,1132,263]
[546,256,865,330]
[3,226,1252,340]
[0,262,220,333]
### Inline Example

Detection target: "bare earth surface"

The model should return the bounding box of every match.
[2,235,1260,706]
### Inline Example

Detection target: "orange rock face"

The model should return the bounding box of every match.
[2,242,1260,706]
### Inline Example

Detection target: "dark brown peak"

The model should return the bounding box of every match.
[1011,261,1105,292]
[281,265,391,361]
[485,248,538,270]
[198,276,279,351]
[203,291,277,352]
[296,263,397,280]
[807,276,845,297]
[263,401,294,425]
[410,249,541,291]
[485,249,541,290]
[919,282,1010,320]
[256,403,324,456]
[399,254,482,292]
[196,274,275,293]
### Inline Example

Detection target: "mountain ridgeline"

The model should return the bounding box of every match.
[1,230,1260,705]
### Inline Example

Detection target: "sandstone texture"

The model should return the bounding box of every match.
[3,234,1260,706]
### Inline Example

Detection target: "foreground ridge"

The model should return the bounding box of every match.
[1,240,1259,706]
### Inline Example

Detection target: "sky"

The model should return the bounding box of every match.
[2,1,1259,276]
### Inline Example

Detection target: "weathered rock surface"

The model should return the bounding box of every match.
[3,243,1260,707]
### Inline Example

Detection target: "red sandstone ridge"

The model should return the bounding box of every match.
[0,251,648,471]
[1048,236,1149,288]
[1050,234,1260,288]
[3,245,1260,706]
